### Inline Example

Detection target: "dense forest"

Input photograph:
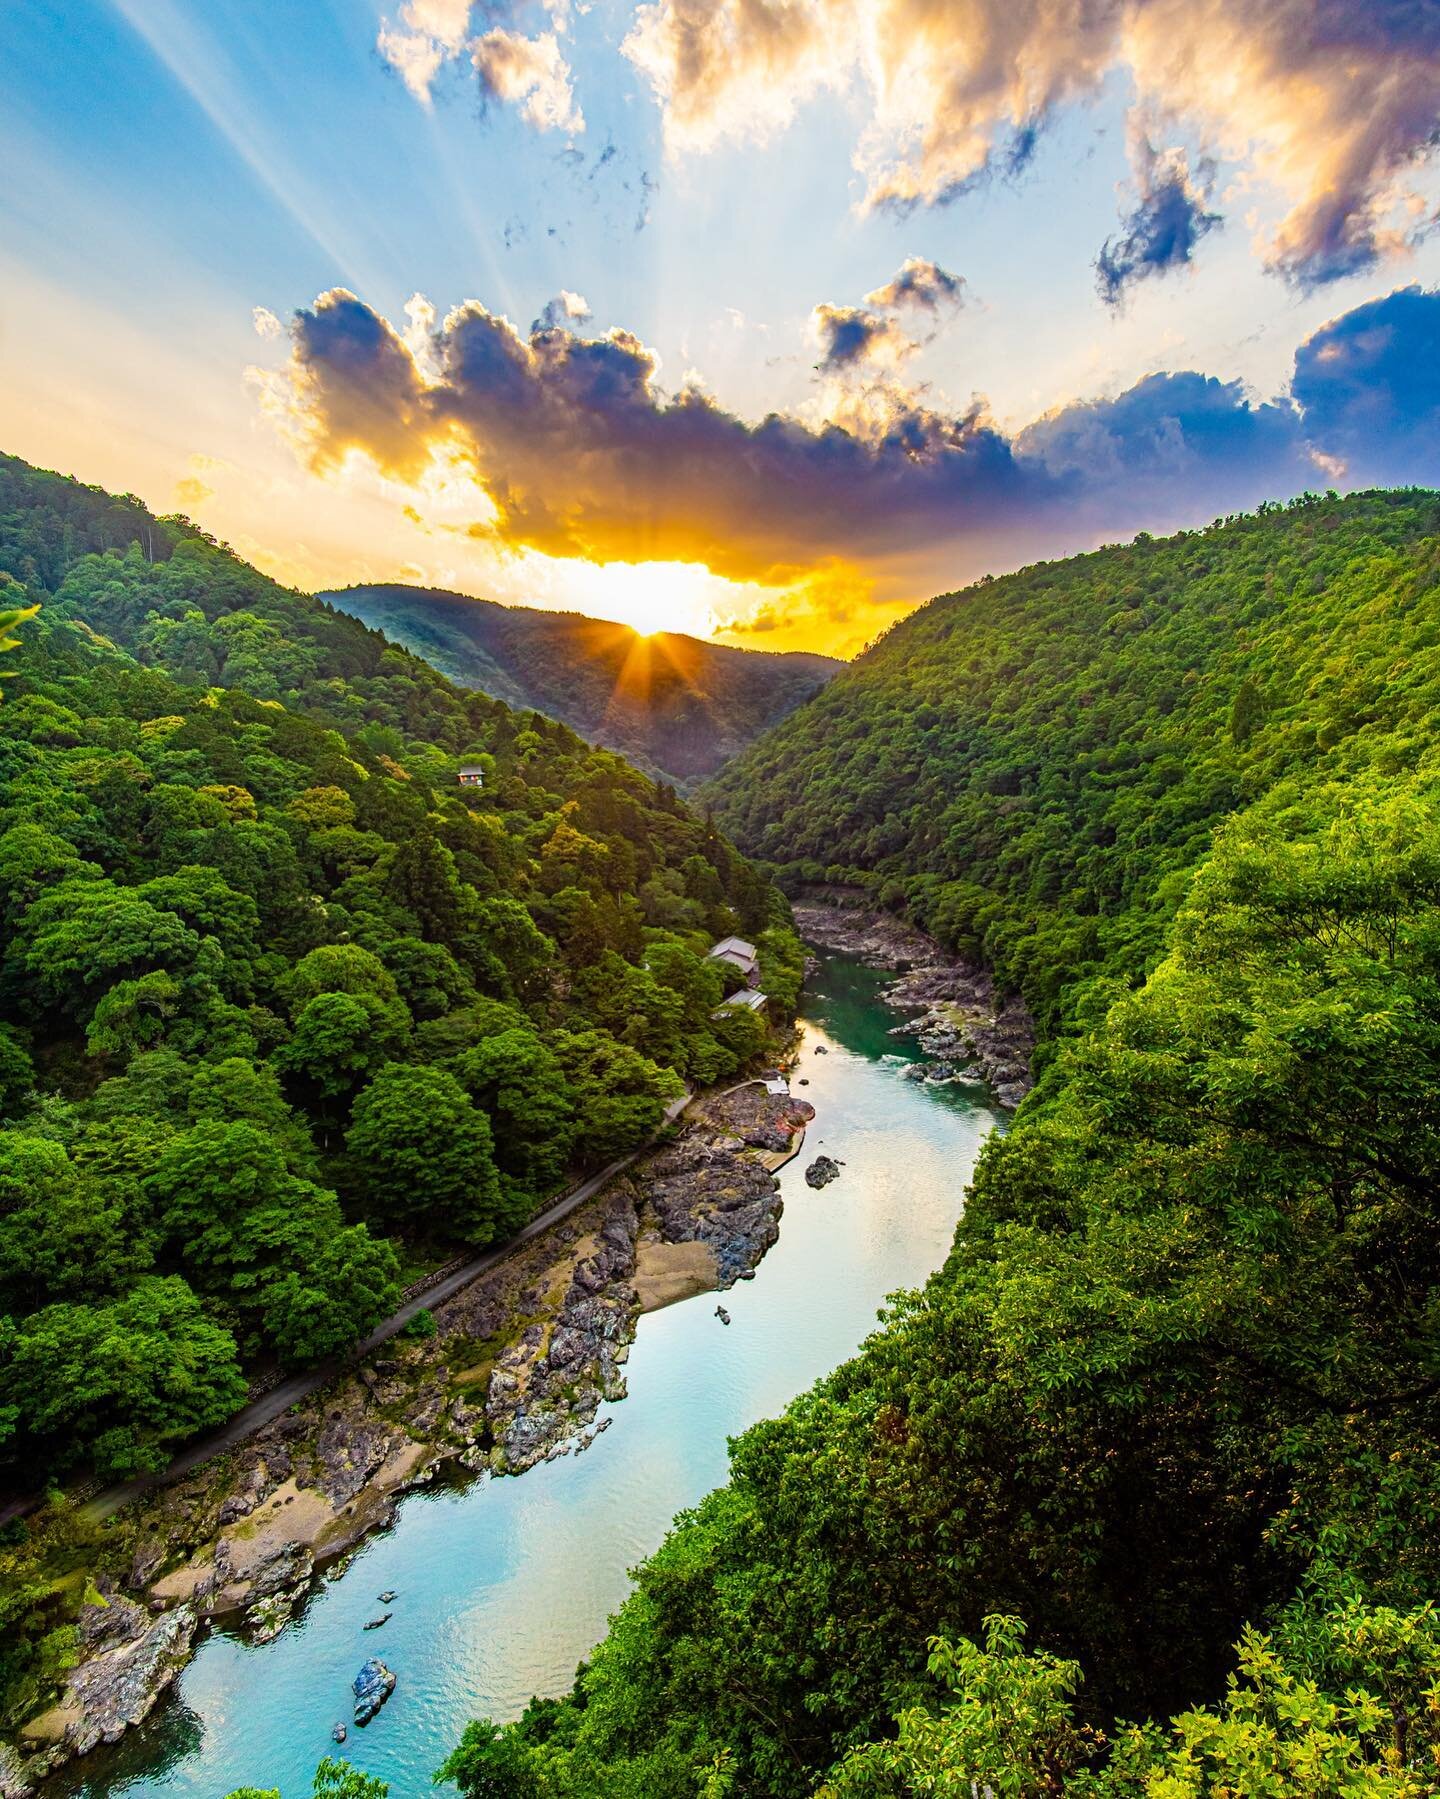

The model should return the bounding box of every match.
[436,492,1440,1795]
[0,453,799,1731]
[326,583,841,788]
[709,490,1440,1051]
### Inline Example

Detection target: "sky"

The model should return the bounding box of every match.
[2,0,1439,655]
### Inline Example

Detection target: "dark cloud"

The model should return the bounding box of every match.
[811,304,913,375]
[1019,372,1311,521]
[271,283,1437,606]
[1292,285,1440,483]
[1097,138,1221,306]
[866,257,967,314]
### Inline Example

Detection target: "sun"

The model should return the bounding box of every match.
[546,557,726,639]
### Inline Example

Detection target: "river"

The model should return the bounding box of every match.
[52,956,1001,1798]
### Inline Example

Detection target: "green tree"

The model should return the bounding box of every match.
[452,1029,577,1197]
[277,991,410,1100]
[0,1277,245,1476]
[552,1029,684,1168]
[346,1063,507,1243]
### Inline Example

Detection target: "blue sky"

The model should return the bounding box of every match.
[3,0,1439,651]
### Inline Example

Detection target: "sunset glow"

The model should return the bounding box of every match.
[4,3,1439,654]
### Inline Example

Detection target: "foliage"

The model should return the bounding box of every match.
[0,452,798,1729]
[447,495,1440,1798]
[707,488,1440,1044]
[223,1754,389,1798]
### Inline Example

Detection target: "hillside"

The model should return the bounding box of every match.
[442,490,1440,1795]
[322,582,841,787]
[707,489,1440,1038]
[0,452,801,1733]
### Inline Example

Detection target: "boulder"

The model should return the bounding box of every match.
[805,1155,841,1189]
[352,1657,396,1726]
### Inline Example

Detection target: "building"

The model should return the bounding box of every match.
[712,988,768,1021]
[457,765,486,788]
[708,935,758,982]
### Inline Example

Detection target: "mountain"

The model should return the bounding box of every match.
[445,489,1440,1795]
[706,487,1440,1037]
[321,582,842,787]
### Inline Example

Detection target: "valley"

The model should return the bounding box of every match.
[323,585,842,788]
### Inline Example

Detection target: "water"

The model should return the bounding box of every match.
[55,958,999,1798]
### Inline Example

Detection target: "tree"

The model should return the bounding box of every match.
[818,1619,1093,1798]
[0,1277,245,1477]
[278,991,410,1101]
[0,1028,34,1120]
[439,1719,544,1799]
[0,1134,143,1314]
[346,1064,507,1243]
[19,877,200,1014]
[145,1121,398,1362]
[452,1029,577,1197]
[552,1030,684,1168]
[0,597,39,694]
[223,1753,389,1799]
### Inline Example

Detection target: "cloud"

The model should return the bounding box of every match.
[377,0,583,133]
[377,0,473,101]
[252,306,283,339]
[173,476,215,509]
[811,303,915,374]
[865,257,967,314]
[473,27,582,133]
[622,0,1440,288]
[1097,130,1221,305]
[1291,284,1440,484]
[259,282,1440,612]
[534,289,593,332]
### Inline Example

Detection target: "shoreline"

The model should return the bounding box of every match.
[4,1079,812,1799]
[790,892,1035,1107]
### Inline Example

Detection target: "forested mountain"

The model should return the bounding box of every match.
[323,583,841,787]
[0,452,800,1730]
[444,490,1440,1795]
[707,492,1440,1040]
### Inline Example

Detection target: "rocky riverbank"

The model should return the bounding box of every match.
[3,1085,812,1797]
[792,893,1034,1107]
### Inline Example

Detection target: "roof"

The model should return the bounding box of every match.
[722,988,767,1011]
[709,936,757,962]
[458,764,487,774]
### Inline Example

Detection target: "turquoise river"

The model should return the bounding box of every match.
[53,956,1002,1798]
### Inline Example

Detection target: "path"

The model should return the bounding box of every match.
[0,1089,694,1530]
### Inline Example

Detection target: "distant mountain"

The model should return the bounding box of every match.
[321,583,843,786]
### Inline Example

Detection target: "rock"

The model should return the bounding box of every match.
[53,1603,197,1757]
[377,1590,397,1603]
[715,1305,731,1325]
[364,1614,390,1630]
[813,1045,828,1054]
[245,1583,307,1644]
[805,1155,841,1189]
[0,1740,34,1799]
[332,1723,348,1744]
[352,1658,396,1726]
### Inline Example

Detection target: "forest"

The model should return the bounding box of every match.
[436,492,1440,1795]
[709,490,1440,1053]
[0,454,800,1731]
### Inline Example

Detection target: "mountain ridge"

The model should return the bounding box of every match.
[322,582,842,787]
